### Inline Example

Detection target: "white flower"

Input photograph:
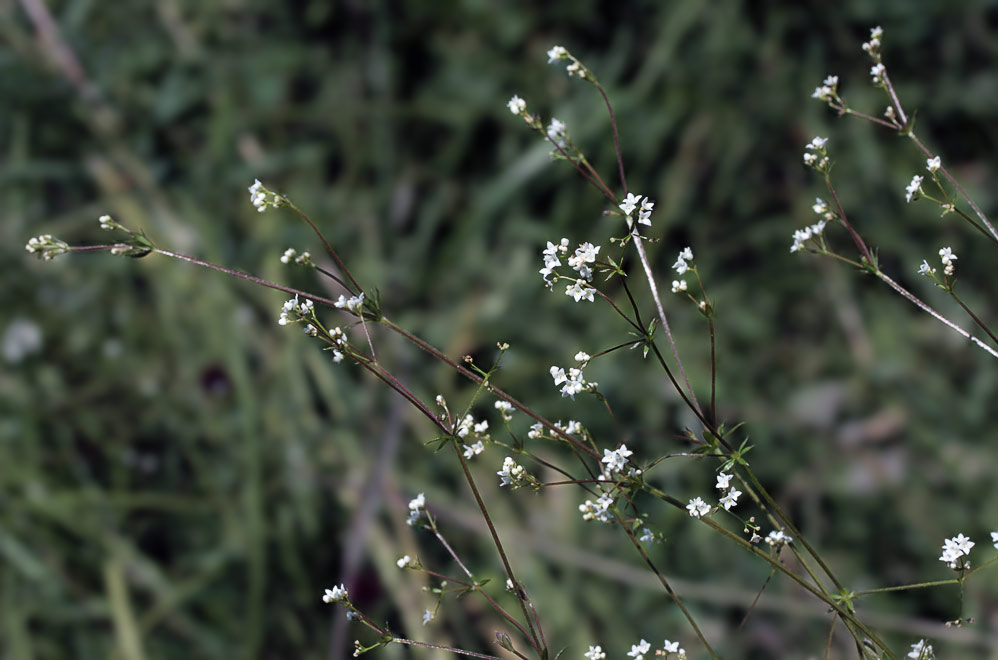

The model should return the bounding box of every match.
[24,234,70,261]
[495,400,514,421]
[574,351,591,363]
[547,45,567,63]
[908,639,934,659]
[619,192,642,216]
[686,497,711,519]
[812,198,828,215]
[627,639,651,660]
[720,488,742,511]
[905,175,923,203]
[281,248,296,264]
[918,260,936,276]
[663,639,683,654]
[547,118,567,144]
[565,420,583,434]
[638,197,655,226]
[322,584,349,603]
[601,444,634,474]
[397,555,413,568]
[507,95,526,115]
[672,248,693,275]
[99,214,115,230]
[422,609,434,625]
[803,152,817,166]
[715,472,733,490]
[938,246,957,265]
[926,156,941,172]
[806,137,828,150]
[463,440,485,459]
[497,456,526,487]
[527,422,544,439]
[407,493,426,526]
[939,533,974,569]
[639,528,655,544]
[991,531,998,549]
[566,280,595,303]
[584,645,606,660]
[870,63,886,83]
[671,280,687,293]
[766,530,792,546]
[334,293,365,312]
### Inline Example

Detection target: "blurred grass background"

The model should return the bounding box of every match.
[2,1,998,658]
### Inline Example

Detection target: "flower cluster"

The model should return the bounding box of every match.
[494,400,514,423]
[939,533,974,570]
[584,646,606,660]
[926,156,941,173]
[25,234,70,261]
[98,214,120,231]
[396,555,415,569]
[938,247,957,276]
[601,444,633,475]
[811,75,840,104]
[326,327,349,362]
[862,26,883,59]
[334,292,365,313]
[280,248,312,266]
[550,363,597,399]
[619,192,655,228]
[907,639,934,660]
[765,530,793,547]
[278,295,314,327]
[671,279,687,293]
[905,175,923,203]
[248,179,284,213]
[789,201,830,253]
[497,456,530,489]
[627,639,651,659]
[453,414,490,458]
[546,45,588,79]
[802,136,829,171]
[538,238,603,302]
[672,247,693,275]
[578,493,615,523]
[546,118,567,148]
[506,95,526,116]
[406,493,426,526]
[322,584,349,603]
[716,471,742,511]
[686,497,711,519]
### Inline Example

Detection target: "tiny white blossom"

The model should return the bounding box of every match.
[463,440,485,459]
[905,175,923,203]
[720,488,742,511]
[627,639,652,660]
[494,400,514,422]
[99,214,115,230]
[766,530,792,546]
[507,95,526,115]
[601,444,634,474]
[619,192,642,216]
[715,472,733,490]
[422,609,434,625]
[812,198,828,215]
[639,528,655,544]
[584,645,607,660]
[397,555,413,568]
[334,293,365,312]
[992,531,998,549]
[870,63,886,83]
[407,493,426,526]
[671,280,687,293]
[918,260,936,276]
[908,639,934,659]
[547,45,567,63]
[281,248,296,264]
[497,456,526,488]
[574,351,591,363]
[686,497,711,519]
[322,584,349,603]
[806,137,828,150]
[926,156,941,172]
[566,280,595,303]
[939,533,974,569]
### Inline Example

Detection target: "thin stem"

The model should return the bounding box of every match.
[907,131,998,242]
[450,442,546,656]
[591,82,628,194]
[948,289,998,346]
[288,203,363,294]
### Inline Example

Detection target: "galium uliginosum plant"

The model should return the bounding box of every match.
[26,35,998,660]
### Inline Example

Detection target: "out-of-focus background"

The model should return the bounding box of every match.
[3,1,997,658]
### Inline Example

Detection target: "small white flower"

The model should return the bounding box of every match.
[870,63,886,83]
[497,456,526,488]
[720,488,742,511]
[334,293,365,312]
[99,214,115,230]
[422,609,434,625]
[938,246,957,264]
[663,639,683,655]
[322,584,349,603]
[671,280,687,293]
[905,175,924,203]
[281,248,296,264]
[574,351,591,363]
[584,645,606,660]
[918,260,936,276]
[991,531,998,549]
[397,555,412,569]
[908,639,934,659]
[926,156,941,172]
[527,422,544,439]
[627,639,652,660]
[766,530,792,546]
[601,444,634,474]
[806,137,828,150]
[407,493,426,526]
[715,472,733,490]
[639,528,655,544]
[463,440,485,459]
[812,198,828,215]
[507,95,526,115]
[547,45,567,63]
[619,192,642,216]
[565,280,595,303]
[494,400,514,421]
[686,497,711,519]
